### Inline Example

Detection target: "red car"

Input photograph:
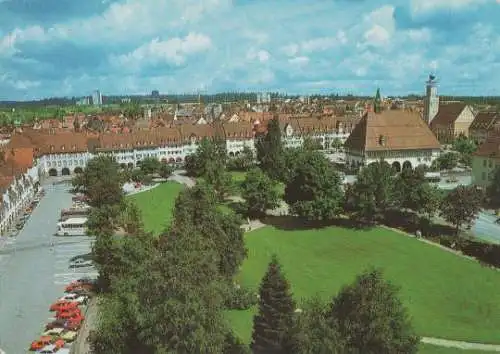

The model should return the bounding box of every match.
[57,309,84,322]
[29,336,64,351]
[49,300,79,312]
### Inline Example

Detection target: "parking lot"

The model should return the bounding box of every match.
[0,182,96,353]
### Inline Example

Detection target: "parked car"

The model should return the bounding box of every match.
[69,288,94,298]
[69,258,93,269]
[59,330,78,342]
[49,301,79,312]
[45,319,82,331]
[37,344,70,354]
[65,283,94,293]
[59,293,88,304]
[56,310,84,322]
[42,328,65,337]
[29,336,64,351]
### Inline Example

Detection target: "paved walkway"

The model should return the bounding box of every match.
[422,337,500,351]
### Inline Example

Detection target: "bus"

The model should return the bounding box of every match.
[55,217,88,236]
[60,207,89,221]
[424,172,441,183]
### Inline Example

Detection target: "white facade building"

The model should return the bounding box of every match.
[344,110,441,172]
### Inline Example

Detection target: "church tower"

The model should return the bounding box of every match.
[423,74,439,125]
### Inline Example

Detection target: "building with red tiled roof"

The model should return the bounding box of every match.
[430,102,476,143]
[344,109,440,171]
[471,132,500,187]
[469,111,500,145]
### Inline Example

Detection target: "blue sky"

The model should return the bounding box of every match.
[0,0,499,100]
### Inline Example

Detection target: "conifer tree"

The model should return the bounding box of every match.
[251,255,295,354]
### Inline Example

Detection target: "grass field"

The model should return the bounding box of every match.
[227,225,500,344]
[128,182,184,235]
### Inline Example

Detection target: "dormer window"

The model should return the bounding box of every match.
[379,135,386,146]
[61,145,65,151]
[72,145,77,151]
[50,145,55,151]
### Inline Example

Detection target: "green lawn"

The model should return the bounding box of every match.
[419,343,500,353]
[128,182,184,235]
[227,226,500,344]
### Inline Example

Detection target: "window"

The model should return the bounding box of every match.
[489,160,493,168]
[482,172,486,180]
[483,159,487,167]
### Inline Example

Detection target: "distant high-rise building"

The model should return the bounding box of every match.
[423,74,439,124]
[92,90,103,106]
[151,90,160,98]
[76,97,90,106]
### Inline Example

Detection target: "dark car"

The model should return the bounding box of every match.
[45,319,81,331]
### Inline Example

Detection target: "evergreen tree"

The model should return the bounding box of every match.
[256,117,285,181]
[329,268,420,354]
[251,255,295,354]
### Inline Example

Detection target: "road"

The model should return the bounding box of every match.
[473,212,500,244]
[0,181,96,354]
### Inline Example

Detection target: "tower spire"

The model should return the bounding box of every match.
[374,88,382,114]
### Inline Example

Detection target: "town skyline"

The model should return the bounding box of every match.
[1,0,499,100]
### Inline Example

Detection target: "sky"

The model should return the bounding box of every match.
[0,0,499,100]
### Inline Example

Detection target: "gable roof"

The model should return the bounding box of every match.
[344,110,440,152]
[431,102,467,126]
[473,132,500,159]
[469,111,500,131]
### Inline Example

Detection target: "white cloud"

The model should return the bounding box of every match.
[0,26,48,57]
[112,33,212,69]
[363,25,391,46]
[288,56,309,66]
[246,48,270,63]
[405,28,432,42]
[410,0,489,16]
[282,44,299,57]
[0,0,230,49]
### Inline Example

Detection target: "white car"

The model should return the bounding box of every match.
[37,344,70,354]
[59,293,88,304]
[69,258,93,269]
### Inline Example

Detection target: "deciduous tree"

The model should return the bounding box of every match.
[290,297,344,354]
[140,156,161,175]
[251,255,295,354]
[440,185,483,237]
[347,160,395,223]
[329,268,420,354]
[284,150,343,221]
[241,168,280,218]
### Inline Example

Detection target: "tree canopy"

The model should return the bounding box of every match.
[284,150,343,221]
[440,185,483,237]
[256,117,285,181]
[241,167,280,218]
[329,268,420,354]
